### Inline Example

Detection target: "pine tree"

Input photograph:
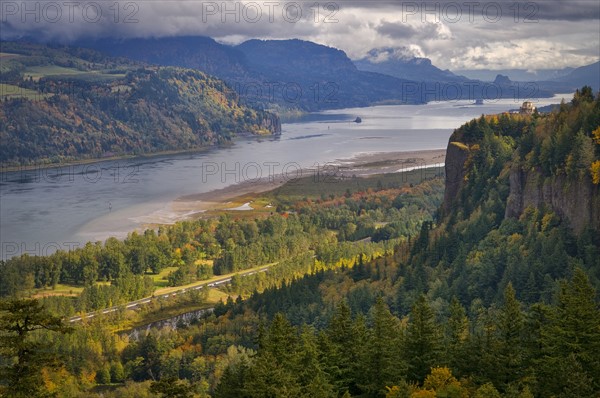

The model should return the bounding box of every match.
[350,314,369,395]
[538,268,600,396]
[325,301,358,395]
[404,295,441,383]
[557,353,595,398]
[363,297,405,396]
[297,325,335,398]
[444,297,469,375]
[496,283,525,390]
[213,358,250,398]
[243,313,302,397]
[0,298,73,398]
[149,376,194,398]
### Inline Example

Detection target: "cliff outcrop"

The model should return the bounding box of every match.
[442,105,600,235]
[442,141,470,216]
[505,167,600,234]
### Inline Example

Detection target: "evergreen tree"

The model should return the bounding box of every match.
[444,297,469,374]
[244,313,302,397]
[496,283,526,390]
[150,376,194,398]
[297,325,335,398]
[0,298,72,398]
[324,301,366,395]
[214,358,251,398]
[404,295,441,383]
[363,298,405,396]
[539,268,600,395]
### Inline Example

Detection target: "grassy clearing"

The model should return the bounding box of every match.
[31,283,84,298]
[24,65,87,79]
[61,72,126,82]
[23,65,125,82]
[32,281,112,298]
[265,167,444,202]
[147,266,179,288]
[0,52,23,60]
[213,195,276,218]
[0,83,50,100]
[207,288,230,302]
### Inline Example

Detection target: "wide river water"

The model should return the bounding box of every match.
[0,95,569,258]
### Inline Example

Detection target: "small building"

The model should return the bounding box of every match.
[519,101,536,114]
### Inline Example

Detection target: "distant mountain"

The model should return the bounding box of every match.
[455,61,599,93]
[354,48,466,83]
[555,61,600,91]
[353,47,561,101]
[78,36,251,81]
[234,39,429,109]
[78,36,557,109]
[83,37,424,110]
[0,41,280,166]
[236,39,357,78]
[455,68,575,82]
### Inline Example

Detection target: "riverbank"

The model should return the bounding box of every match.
[50,148,445,246]
[0,145,229,173]
[165,148,446,223]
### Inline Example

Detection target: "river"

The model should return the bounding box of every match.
[0,95,569,259]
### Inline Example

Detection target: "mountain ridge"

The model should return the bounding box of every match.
[0,41,281,166]
[354,47,467,83]
[79,36,424,110]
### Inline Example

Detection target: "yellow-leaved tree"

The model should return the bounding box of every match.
[590,160,600,184]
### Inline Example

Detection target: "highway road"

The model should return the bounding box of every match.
[67,265,271,323]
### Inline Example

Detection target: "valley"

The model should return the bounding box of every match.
[0,10,599,397]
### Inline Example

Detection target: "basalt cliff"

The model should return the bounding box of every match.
[442,89,600,235]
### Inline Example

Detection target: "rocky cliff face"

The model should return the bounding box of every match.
[505,167,600,234]
[442,137,600,234]
[442,141,470,216]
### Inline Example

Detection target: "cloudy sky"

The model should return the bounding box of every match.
[1,0,599,70]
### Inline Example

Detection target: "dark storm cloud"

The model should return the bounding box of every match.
[0,0,597,70]
[0,1,324,41]
[377,20,449,41]
[377,20,418,39]
[338,0,599,21]
[0,0,598,42]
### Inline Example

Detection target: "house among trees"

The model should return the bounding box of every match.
[519,101,536,114]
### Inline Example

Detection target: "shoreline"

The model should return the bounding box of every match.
[164,148,446,224]
[46,148,447,246]
[0,145,233,174]
[69,150,446,245]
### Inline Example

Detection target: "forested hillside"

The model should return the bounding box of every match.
[0,91,599,398]
[208,89,600,397]
[0,42,280,166]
